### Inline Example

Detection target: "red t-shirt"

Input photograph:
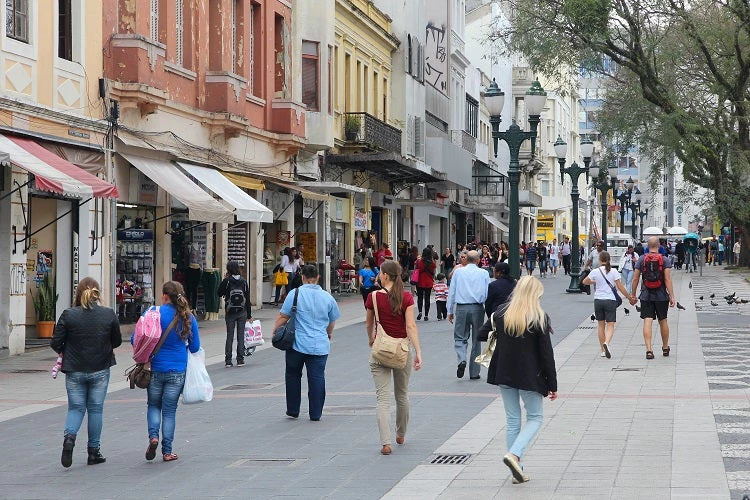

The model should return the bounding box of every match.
[415,258,436,288]
[365,290,414,339]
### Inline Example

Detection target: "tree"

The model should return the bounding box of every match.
[493,0,750,265]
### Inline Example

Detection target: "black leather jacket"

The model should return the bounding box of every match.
[50,305,122,373]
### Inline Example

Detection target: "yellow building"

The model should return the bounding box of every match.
[0,1,117,354]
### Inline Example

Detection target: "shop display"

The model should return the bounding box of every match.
[116,229,154,323]
[227,225,247,267]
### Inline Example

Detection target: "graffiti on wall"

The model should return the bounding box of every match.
[425,0,448,95]
[10,263,25,295]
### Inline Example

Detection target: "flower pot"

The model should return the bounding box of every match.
[37,320,55,338]
[345,130,358,141]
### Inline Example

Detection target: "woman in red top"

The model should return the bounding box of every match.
[415,247,437,321]
[365,260,423,455]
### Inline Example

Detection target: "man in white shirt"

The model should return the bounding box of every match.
[734,240,741,265]
[585,241,604,271]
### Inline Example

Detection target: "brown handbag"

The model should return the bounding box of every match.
[126,316,178,389]
[371,291,410,369]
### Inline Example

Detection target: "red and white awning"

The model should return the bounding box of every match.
[0,134,118,199]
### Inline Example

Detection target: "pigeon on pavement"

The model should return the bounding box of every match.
[624,308,630,315]
[711,300,719,306]
[725,292,736,301]
[676,302,686,310]
[635,305,642,312]
[710,293,716,298]
[590,314,596,322]
[689,282,692,289]
[699,296,704,300]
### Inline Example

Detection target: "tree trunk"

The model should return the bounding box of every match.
[739,223,750,268]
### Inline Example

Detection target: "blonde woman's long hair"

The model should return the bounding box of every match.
[502,276,547,337]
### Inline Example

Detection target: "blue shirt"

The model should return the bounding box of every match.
[281,284,340,355]
[131,304,200,373]
[358,268,377,289]
[447,263,491,314]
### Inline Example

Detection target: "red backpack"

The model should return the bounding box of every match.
[642,253,664,289]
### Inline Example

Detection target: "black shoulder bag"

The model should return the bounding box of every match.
[599,268,623,308]
[272,288,299,350]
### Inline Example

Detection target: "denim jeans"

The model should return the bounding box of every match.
[225,310,247,363]
[499,385,544,459]
[285,349,328,419]
[147,370,185,455]
[621,268,633,292]
[453,303,485,377]
[64,369,110,448]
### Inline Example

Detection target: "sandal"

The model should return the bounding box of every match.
[162,453,179,462]
[662,346,670,357]
[145,438,158,461]
[380,445,392,455]
[646,351,654,360]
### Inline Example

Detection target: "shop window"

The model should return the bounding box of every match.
[301,40,319,111]
[6,0,28,43]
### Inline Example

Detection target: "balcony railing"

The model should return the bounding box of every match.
[343,112,401,154]
[451,129,476,155]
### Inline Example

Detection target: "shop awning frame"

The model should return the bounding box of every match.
[266,179,330,201]
[120,153,234,224]
[295,181,367,194]
[482,213,509,233]
[177,162,273,223]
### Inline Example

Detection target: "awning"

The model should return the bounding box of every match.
[222,172,266,191]
[296,181,367,194]
[325,151,446,184]
[0,134,118,198]
[266,179,330,202]
[177,162,273,223]
[120,153,234,223]
[482,214,509,233]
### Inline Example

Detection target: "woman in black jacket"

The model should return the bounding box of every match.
[478,276,557,484]
[50,277,122,468]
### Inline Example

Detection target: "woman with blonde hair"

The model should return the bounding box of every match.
[478,276,557,484]
[133,281,200,462]
[51,277,122,468]
[365,260,423,455]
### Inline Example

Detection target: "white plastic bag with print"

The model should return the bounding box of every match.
[182,347,213,404]
[244,320,264,348]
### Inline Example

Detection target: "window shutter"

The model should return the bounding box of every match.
[416,117,425,158]
[301,42,319,111]
[150,0,159,42]
[417,43,424,82]
[175,0,183,65]
[406,115,415,156]
[405,34,412,74]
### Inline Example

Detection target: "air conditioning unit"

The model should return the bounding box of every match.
[412,183,427,200]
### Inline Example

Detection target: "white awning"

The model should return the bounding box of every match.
[295,181,367,194]
[120,154,234,223]
[266,179,330,201]
[177,162,273,223]
[482,213,509,233]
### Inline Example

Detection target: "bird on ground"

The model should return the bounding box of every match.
[699,296,704,301]
[695,305,702,310]
[724,292,736,301]
[676,302,686,310]
[711,300,719,306]
[689,282,693,289]
[727,297,736,305]
[739,299,750,304]
[624,308,630,315]
[710,293,716,298]
[635,305,642,312]
[590,314,596,322]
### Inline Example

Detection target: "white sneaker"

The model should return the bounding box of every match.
[600,351,606,357]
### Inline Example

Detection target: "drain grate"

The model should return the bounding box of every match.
[579,326,596,329]
[10,369,48,373]
[428,454,472,465]
[612,368,642,372]
[228,458,306,468]
[220,383,276,391]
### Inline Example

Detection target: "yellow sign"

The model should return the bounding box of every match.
[297,233,317,262]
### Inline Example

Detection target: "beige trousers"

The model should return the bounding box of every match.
[370,351,412,446]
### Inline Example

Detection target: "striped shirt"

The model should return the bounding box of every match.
[433,281,449,301]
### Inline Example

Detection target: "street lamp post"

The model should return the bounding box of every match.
[485,78,546,279]
[628,198,641,239]
[558,136,592,293]
[591,163,619,250]
[615,177,636,233]
[638,207,649,241]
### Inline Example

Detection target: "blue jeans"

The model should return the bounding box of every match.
[621,268,633,292]
[453,303,485,377]
[285,349,328,419]
[147,370,185,455]
[499,385,544,459]
[64,369,110,448]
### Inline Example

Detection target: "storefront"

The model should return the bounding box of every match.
[328,195,351,269]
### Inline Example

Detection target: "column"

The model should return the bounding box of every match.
[7,169,29,354]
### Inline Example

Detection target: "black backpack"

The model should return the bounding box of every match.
[227,280,247,313]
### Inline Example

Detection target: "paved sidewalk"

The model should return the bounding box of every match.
[385,264,736,499]
[0,293,364,423]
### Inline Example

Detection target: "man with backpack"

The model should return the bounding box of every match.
[629,237,676,360]
[218,261,253,367]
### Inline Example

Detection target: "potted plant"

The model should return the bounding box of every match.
[32,272,58,338]
[344,114,361,141]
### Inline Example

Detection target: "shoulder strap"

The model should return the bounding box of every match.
[290,288,300,316]
[151,314,179,360]
[372,290,383,324]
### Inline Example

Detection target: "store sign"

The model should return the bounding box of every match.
[354,210,368,231]
[277,230,291,248]
[138,173,158,205]
[298,232,317,262]
[537,216,554,230]
[118,229,154,241]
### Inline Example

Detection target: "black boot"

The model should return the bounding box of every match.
[61,434,75,468]
[87,447,106,465]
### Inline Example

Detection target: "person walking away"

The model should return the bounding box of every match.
[359,257,379,305]
[619,245,637,292]
[273,265,340,421]
[675,240,685,270]
[560,237,572,275]
[629,236,675,359]
[218,261,252,367]
[709,236,718,265]
[718,240,725,266]
[734,239,741,265]
[365,260,423,455]
[440,248,455,283]
[582,252,634,358]
[524,242,538,276]
[433,273,449,320]
[537,242,548,278]
[477,276,558,484]
[447,250,491,380]
[51,277,121,468]
[136,281,201,462]
[415,247,437,321]
[485,262,516,318]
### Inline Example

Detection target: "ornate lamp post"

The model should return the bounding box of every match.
[615,177,636,233]
[591,162,619,250]
[485,78,546,279]
[638,207,649,241]
[627,188,642,239]
[558,136,592,293]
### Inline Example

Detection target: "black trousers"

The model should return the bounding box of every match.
[416,287,432,316]
[225,310,247,363]
[562,255,571,274]
[436,301,447,319]
[186,267,202,309]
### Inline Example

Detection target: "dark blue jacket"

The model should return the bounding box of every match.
[485,276,516,317]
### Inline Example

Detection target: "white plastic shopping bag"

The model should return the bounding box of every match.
[244,320,264,348]
[182,347,213,404]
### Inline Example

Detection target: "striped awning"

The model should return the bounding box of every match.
[0,134,118,199]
